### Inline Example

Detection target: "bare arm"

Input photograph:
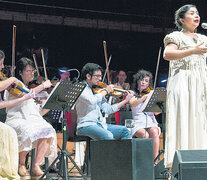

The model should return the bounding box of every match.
[129,94,148,108]
[163,42,207,61]
[0,89,35,109]
[117,90,134,109]
[0,77,19,92]
[32,80,52,94]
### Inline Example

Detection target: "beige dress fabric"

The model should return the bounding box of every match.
[5,83,57,166]
[0,122,20,180]
[164,31,207,167]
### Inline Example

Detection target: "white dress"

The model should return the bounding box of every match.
[5,84,57,165]
[164,31,207,167]
[0,122,20,180]
[131,102,160,137]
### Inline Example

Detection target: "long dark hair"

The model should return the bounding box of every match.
[132,69,153,94]
[175,4,196,30]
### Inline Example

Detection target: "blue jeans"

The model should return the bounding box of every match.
[77,123,129,140]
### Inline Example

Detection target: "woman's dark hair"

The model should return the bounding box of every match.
[175,4,196,30]
[15,57,35,81]
[132,69,153,94]
[81,63,103,80]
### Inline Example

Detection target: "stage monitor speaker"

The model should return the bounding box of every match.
[90,138,154,180]
[172,150,207,180]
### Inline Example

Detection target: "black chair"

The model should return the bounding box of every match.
[66,110,91,177]
[25,148,50,179]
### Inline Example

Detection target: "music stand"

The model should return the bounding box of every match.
[40,80,87,180]
[140,87,166,152]
[140,87,169,179]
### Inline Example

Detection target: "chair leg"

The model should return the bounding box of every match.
[83,139,91,176]
[44,157,49,180]
[30,149,36,174]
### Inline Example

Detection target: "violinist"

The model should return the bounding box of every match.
[76,63,134,140]
[5,57,57,177]
[0,50,35,180]
[129,69,160,163]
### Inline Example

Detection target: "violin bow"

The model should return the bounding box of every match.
[11,25,16,77]
[153,47,162,90]
[32,54,40,76]
[102,54,112,83]
[103,41,111,84]
[41,48,48,80]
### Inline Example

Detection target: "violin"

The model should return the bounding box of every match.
[138,87,153,98]
[0,72,29,96]
[93,82,128,96]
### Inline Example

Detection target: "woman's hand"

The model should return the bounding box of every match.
[42,80,52,89]
[129,94,148,107]
[192,42,207,55]
[10,77,19,88]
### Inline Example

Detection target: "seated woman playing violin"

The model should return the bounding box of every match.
[5,57,57,177]
[0,50,36,180]
[76,63,134,140]
[129,69,160,163]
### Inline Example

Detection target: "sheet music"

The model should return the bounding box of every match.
[138,90,154,112]
[42,81,60,108]
[42,80,86,111]
[138,88,166,113]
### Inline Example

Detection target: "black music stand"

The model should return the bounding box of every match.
[140,88,169,179]
[40,80,87,180]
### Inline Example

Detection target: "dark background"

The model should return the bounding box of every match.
[0,0,206,86]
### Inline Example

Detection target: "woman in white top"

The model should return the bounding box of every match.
[0,50,35,180]
[163,4,207,167]
[5,57,57,177]
[129,69,160,161]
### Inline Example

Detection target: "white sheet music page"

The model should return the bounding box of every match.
[42,81,60,109]
[138,89,154,112]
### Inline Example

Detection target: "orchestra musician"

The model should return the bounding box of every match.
[115,70,130,91]
[76,62,134,140]
[112,70,131,104]
[163,4,207,168]
[0,50,35,180]
[129,69,160,162]
[4,57,57,177]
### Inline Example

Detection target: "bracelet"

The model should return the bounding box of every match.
[103,88,109,94]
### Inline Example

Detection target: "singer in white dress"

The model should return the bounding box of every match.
[163,4,207,168]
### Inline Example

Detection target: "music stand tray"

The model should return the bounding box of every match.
[40,80,87,180]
